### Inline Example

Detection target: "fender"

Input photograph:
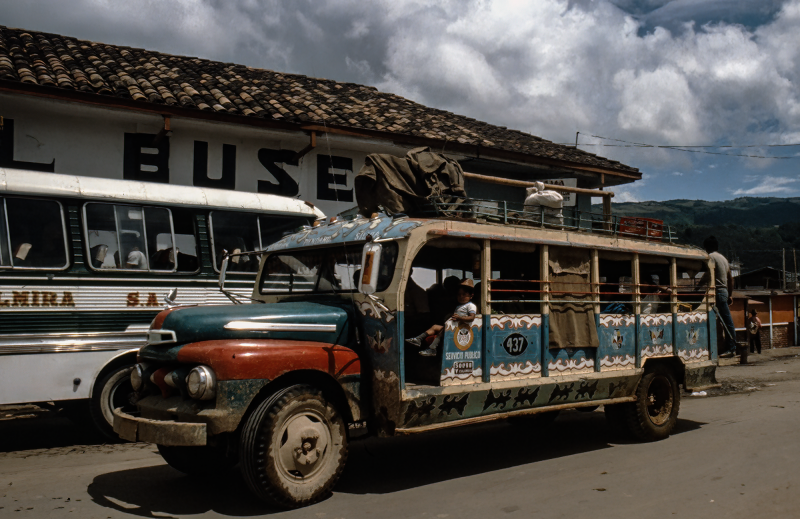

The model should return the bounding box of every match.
[175,339,361,382]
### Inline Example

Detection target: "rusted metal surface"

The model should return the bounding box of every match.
[112,408,207,446]
[175,340,361,381]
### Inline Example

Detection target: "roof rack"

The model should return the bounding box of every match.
[420,197,676,243]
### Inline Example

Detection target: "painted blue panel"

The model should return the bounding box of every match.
[440,318,483,385]
[488,314,543,381]
[546,346,595,375]
[596,314,636,371]
[639,313,674,358]
[267,214,421,250]
[675,312,710,363]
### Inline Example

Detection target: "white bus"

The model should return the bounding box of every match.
[0,167,323,437]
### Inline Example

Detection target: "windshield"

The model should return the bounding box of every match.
[260,242,398,295]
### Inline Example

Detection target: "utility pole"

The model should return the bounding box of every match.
[794,248,797,291]
[783,248,786,290]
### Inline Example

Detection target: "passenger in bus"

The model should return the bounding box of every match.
[641,274,666,314]
[89,244,109,269]
[407,279,476,357]
[12,242,32,266]
[150,247,176,271]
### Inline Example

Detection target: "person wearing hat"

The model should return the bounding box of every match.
[406,278,477,356]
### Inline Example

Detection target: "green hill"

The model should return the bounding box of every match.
[593,197,800,272]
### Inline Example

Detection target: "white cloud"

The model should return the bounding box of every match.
[672,171,684,175]
[3,0,800,195]
[732,176,799,195]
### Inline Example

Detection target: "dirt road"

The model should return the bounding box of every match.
[2,347,799,519]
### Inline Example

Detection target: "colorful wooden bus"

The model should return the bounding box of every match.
[115,199,718,507]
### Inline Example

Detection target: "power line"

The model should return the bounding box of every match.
[560,133,800,159]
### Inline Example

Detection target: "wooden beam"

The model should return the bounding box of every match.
[463,171,615,198]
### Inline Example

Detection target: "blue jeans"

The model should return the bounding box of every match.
[716,288,736,353]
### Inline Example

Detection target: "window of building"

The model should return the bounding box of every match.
[83,203,176,272]
[0,197,69,269]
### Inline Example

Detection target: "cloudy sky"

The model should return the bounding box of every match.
[2,0,800,202]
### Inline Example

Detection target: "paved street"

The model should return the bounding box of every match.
[2,348,799,519]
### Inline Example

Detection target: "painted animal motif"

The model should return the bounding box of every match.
[575,380,599,400]
[439,394,469,416]
[687,326,699,345]
[367,329,392,353]
[482,390,512,411]
[649,329,664,343]
[548,383,574,403]
[612,329,624,348]
[403,397,437,425]
[608,380,629,397]
[513,387,540,408]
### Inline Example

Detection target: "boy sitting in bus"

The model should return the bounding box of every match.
[406,279,477,357]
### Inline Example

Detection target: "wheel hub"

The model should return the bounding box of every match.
[278,413,331,479]
[646,375,673,426]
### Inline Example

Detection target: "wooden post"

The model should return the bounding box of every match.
[783,248,786,291]
[602,195,612,231]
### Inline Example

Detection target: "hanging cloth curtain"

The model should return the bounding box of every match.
[548,249,600,349]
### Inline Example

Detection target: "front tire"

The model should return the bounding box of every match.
[240,385,348,509]
[90,364,136,440]
[624,365,681,441]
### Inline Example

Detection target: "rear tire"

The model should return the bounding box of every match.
[157,444,237,477]
[90,364,136,440]
[623,365,680,441]
[240,385,348,508]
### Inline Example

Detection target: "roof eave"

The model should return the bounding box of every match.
[0,79,641,183]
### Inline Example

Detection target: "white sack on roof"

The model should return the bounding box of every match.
[524,181,564,225]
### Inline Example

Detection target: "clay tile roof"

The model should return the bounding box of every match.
[0,25,639,175]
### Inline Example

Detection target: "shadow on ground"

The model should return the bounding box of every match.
[85,410,706,517]
[0,405,114,452]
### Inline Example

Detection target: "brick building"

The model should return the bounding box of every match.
[731,290,799,349]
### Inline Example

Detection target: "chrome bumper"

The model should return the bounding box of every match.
[113,408,207,446]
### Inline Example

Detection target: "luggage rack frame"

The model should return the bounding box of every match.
[419,197,677,243]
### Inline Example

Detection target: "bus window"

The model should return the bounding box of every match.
[598,251,633,314]
[84,203,177,272]
[0,200,10,266]
[490,241,539,314]
[677,259,710,312]
[259,215,309,248]
[210,211,261,272]
[168,209,199,273]
[2,198,68,269]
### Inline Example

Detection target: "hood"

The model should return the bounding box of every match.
[140,301,352,361]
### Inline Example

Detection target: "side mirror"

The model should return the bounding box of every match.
[219,250,229,290]
[359,242,383,295]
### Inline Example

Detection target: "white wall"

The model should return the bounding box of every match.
[0,93,410,216]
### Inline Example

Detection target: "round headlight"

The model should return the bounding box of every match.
[131,364,144,391]
[186,365,216,400]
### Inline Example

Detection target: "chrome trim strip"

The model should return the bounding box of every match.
[223,321,337,332]
[0,276,254,284]
[0,329,146,355]
[147,329,177,345]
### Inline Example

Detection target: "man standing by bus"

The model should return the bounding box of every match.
[704,236,736,357]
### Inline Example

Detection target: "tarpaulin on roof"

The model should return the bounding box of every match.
[355,147,467,216]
